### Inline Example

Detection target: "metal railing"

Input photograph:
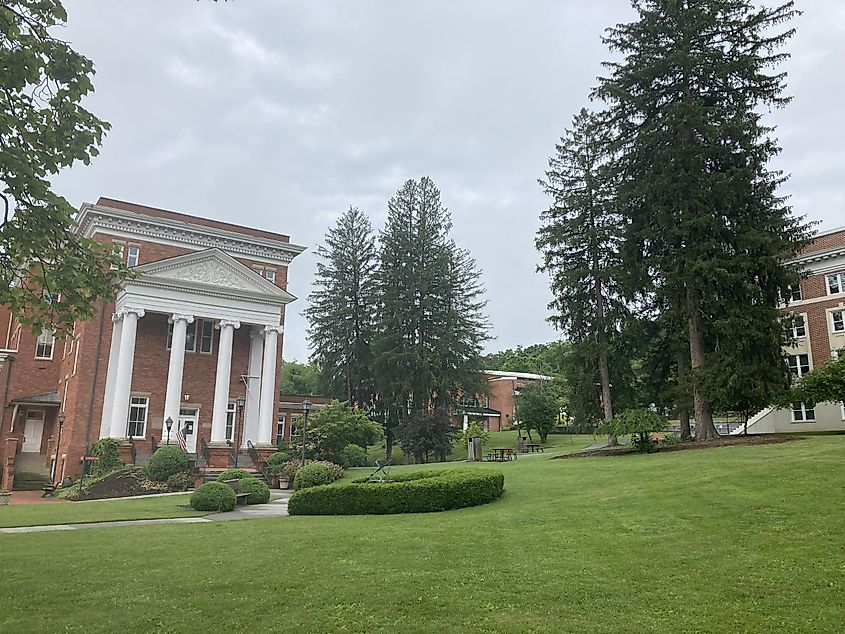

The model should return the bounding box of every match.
[226,441,238,468]
[247,440,273,482]
[199,438,212,468]
[128,437,137,465]
[151,435,159,455]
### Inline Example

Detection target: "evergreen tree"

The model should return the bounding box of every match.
[305,207,377,406]
[537,108,629,445]
[594,0,810,440]
[373,177,488,457]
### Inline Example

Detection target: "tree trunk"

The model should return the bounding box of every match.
[595,278,617,446]
[686,286,719,441]
[676,348,691,441]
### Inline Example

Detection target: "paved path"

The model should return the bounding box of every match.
[0,491,292,535]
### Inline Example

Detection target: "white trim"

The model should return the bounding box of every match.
[127,395,149,439]
[35,330,55,360]
[77,203,306,265]
[482,370,552,381]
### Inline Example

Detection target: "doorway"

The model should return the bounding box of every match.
[22,410,45,453]
[178,408,199,453]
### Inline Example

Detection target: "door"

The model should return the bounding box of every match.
[22,410,45,452]
[178,408,199,454]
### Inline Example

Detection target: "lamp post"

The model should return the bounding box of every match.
[301,400,312,464]
[52,411,65,484]
[235,395,246,467]
[165,416,173,445]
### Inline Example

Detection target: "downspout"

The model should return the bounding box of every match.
[1,355,13,431]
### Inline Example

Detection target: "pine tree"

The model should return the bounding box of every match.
[537,108,628,445]
[373,177,488,458]
[305,207,377,407]
[593,0,810,440]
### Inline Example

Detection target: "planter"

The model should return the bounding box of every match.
[0,494,11,506]
[277,479,290,490]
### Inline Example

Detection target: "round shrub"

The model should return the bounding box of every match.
[166,471,192,491]
[190,482,237,512]
[239,477,271,504]
[282,459,343,484]
[215,468,253,482]
[340,443,368,468]
[267,451,291,467]
[294,463,334,490]
[144,446,189,482]
[288,469,505,516]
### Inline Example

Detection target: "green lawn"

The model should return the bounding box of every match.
[367,429,598,463]
[0,493,203,528]
[1,436,844,633]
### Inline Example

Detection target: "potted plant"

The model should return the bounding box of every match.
[0,488,11,506]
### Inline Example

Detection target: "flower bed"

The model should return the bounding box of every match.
[288,469,504,515]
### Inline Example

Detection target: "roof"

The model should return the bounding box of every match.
[483,370,553,381]
[457,406,502,417]
[10,391,61,406]
[96,197,293,244]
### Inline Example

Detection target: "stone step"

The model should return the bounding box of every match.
[13,473,52,491]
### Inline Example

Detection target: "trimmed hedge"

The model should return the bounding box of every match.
[288,469,505,515]
[190,482,237,512]
[294,463,334,490]
[215,468,253,482]
[144,446,189,482]
[239,478,271,504]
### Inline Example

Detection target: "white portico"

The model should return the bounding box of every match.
[98,248,296,450]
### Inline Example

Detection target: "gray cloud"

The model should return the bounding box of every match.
[53,0,845,361]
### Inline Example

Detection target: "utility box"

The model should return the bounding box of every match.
[468,436,483,461]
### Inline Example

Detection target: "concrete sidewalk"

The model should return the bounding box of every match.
[0,491,292,534]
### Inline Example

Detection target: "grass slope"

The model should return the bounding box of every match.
[0,494,202,528]
[1,436,844,633]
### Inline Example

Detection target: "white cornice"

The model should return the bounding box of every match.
[75,203,306,265]
[789,245,845,268]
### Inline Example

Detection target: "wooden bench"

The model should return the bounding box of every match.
[223,479,251,506]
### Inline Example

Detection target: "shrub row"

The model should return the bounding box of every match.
[280,459,343,484]
[288,469,504,516]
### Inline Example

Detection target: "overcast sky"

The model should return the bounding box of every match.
[53,1,845,361]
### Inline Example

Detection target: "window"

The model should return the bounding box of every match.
[833,310,845,333]
[166,321,198,352]
[42,290,61,304]
[225,402,236,442]
[789,286,802,302]
[199,320,214,354]
[276,415,286,446]
[72,336,81,376]
[791,402,815,423]
[787,353,810,378]
[827,273,845,295]
[127,396,148,438]
[791,315,806,338]
[126,245,140,267]
[252,265,264,276]
[35,330,55,360]
[264,268,276,284]
[111,242,125,269]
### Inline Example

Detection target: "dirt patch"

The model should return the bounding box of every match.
[555,434,801,459]
[63,468,175,501]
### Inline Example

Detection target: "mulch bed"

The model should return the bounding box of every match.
[64,468,170,501]
[555,434,800,459]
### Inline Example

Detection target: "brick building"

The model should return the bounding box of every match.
[454,370,552,432]
[737,225,845,433]
[0,198,305,489]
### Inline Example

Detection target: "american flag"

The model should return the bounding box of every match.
[176,424,188,451]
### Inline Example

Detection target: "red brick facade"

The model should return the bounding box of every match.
[0,199,302,488]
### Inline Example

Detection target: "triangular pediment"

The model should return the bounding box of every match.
[134,248,295,301]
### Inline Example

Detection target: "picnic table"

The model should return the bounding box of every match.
[524,443,545,453]
[488,447,515,462]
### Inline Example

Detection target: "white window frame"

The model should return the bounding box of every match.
[35,330,55,360]
[264,268,276,284]
[791,314,806,339]
[276,415,286,445]
[788,285,802,302]
[832,309,845,334]
[252,265,264,277]
[111,241,125,269]
[126,244,140,267]
[127,396,149,438]
[787,353,810,378]
[199,320,214,354]
[225,402,236,442]
[72,336,81,376]
[791,402,816,423]
[166,320,198,352]
[827,272,845,295]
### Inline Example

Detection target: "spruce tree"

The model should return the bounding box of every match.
[537,108,628,445]
[305,206,377,406]
[373,177,488,457]
[594,0,810,440]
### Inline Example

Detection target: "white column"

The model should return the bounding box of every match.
[109,307,144,439]
[242,327,264,447]
[257,325,283,446]
[210,320,240,444]
[162,314,194,436]
[99,313,123,439]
